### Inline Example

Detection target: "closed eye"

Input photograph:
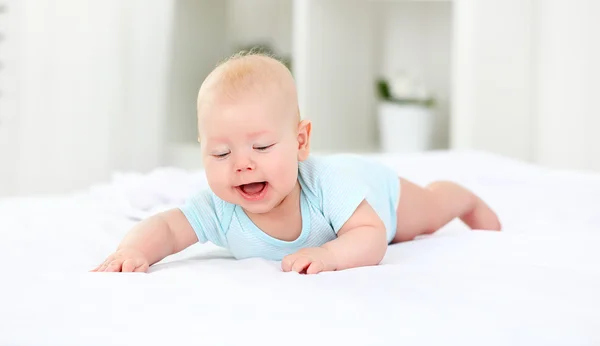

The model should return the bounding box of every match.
[213,152,230,159]
[254,144,275,151]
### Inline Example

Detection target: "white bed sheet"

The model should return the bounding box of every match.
[1,150,599,346]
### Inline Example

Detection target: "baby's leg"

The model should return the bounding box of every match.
[392,178,501,243]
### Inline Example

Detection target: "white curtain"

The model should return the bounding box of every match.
[5,0,174,195]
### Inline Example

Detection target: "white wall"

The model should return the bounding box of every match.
[451,0,534,161]
[165,0,228,147]
[226,0,293,57]
[533,0,600,171]
[451,0,600,171]
[376,2,452,149]
[294,0,377,153]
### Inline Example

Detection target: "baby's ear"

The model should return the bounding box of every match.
[297,120,312,161]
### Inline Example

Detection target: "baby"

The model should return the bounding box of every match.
[93,53,501,275]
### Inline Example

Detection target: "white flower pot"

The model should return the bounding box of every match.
[377,101,435,153]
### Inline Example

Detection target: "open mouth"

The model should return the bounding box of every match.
[236,181,268,201]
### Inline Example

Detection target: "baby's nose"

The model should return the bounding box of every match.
[234,158,254,172]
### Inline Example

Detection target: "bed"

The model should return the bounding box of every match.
[1,150,599,346]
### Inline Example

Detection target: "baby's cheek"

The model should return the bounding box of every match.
[205,164,229,191]
[271,154,298,186]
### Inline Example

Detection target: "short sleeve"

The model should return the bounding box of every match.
[311,158,369,233]
[178,189,229,247]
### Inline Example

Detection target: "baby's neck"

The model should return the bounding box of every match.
[244,181,302,242]
[271,181,301,217]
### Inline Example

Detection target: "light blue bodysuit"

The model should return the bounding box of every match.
[179,154,400,261]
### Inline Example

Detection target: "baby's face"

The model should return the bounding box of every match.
[199,91,309,214]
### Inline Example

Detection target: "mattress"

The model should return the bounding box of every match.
[1,150,599,346]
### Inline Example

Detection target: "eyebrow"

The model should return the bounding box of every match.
[247,130,271,138]
[205,130,273,144]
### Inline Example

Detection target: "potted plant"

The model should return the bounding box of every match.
[375,72,436,153]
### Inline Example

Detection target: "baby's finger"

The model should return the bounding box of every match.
[306,261,324,275]
[134,262,149,273]
[90,264,103,272]
[96,255,116,272]
[104,260,123,272]
[281,254,297,272]
[121,259,137,272]
[95,261,111,272]
[292,256,312,273]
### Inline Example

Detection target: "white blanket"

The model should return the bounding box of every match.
[1,150,599,346]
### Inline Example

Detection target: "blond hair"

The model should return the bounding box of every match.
[196,51,300,127]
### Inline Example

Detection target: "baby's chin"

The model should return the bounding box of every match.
[216,191,277,214]
[239,203,275,215]
[236,193,285,215]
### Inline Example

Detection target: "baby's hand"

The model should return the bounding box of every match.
[91,248,149,273]
[281,247,337,274]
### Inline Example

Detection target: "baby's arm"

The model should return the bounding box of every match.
[281,200,387,274]
[321,200,387,270]
[92,209,198,272]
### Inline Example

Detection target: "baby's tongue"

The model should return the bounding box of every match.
[241,182,265,195]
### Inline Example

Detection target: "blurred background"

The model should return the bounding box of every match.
[0,0,598,196]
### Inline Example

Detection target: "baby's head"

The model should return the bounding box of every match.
[196,53,311,214]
